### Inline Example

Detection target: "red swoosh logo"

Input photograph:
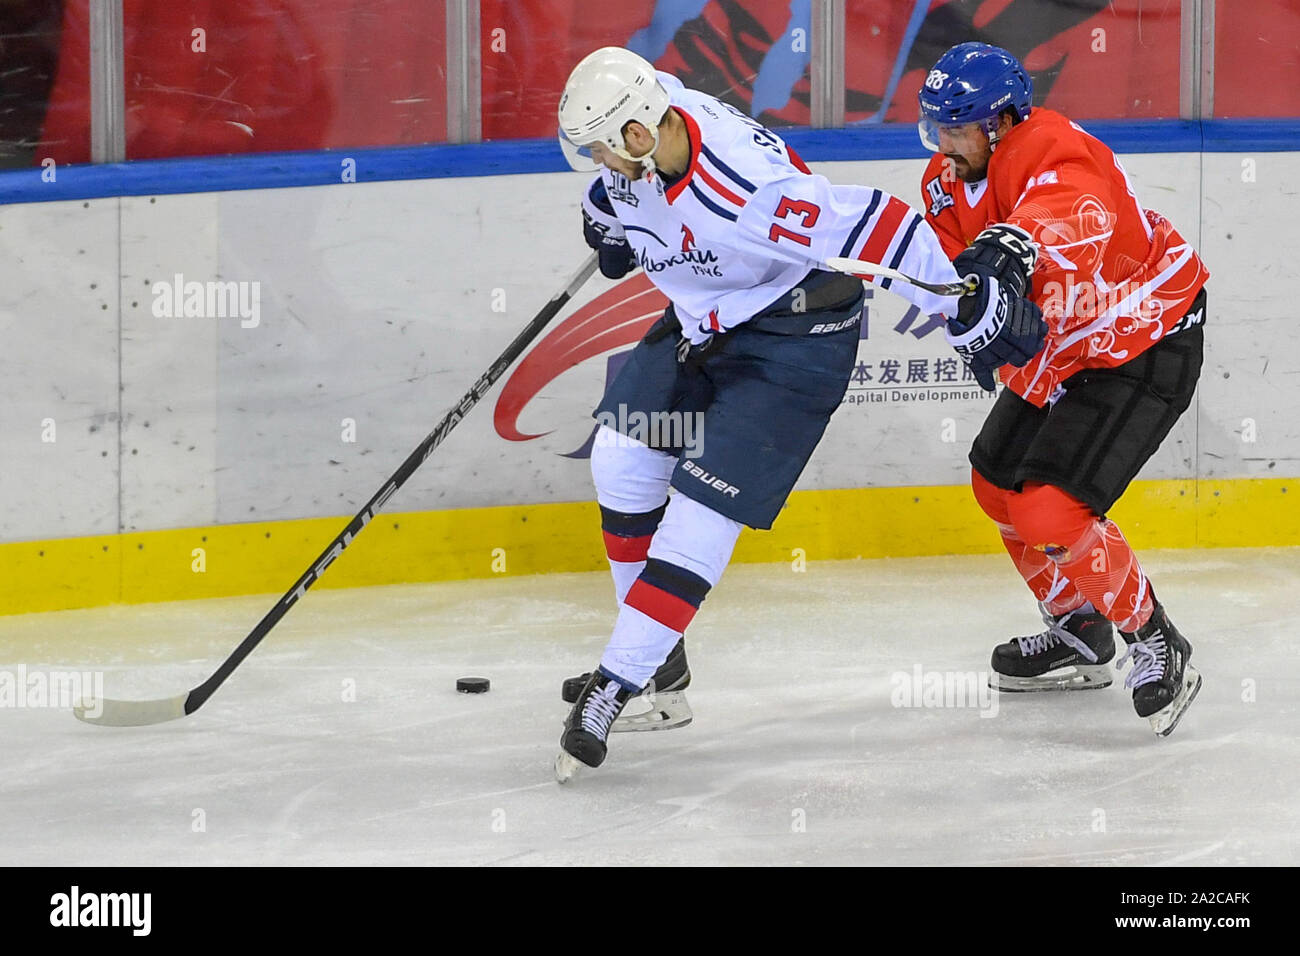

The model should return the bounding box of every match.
[494,272,667,442]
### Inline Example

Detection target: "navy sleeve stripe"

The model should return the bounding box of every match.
[688,182,738,222]
[699,142,757,193]
[879,214,923,290]
[837,190,883,259]
[887,214,923,270]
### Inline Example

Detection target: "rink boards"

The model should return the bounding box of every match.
[1,150,1296,612]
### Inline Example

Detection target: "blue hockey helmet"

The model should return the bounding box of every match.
[918,42,1032,151]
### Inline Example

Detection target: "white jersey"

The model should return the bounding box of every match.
[593,74,961,343]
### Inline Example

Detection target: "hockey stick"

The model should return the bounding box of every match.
[829,256,1005,385]
[75,252,601,727]
[825,256,978,298]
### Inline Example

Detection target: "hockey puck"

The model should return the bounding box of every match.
[456,676,490,694]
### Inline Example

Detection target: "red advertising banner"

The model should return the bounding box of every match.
[21,0,1300,164]
[39,0,447,163]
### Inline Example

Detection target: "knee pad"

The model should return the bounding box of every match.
[590,426,676,514]
[647,493,743,587]
[1006,482,1095,554]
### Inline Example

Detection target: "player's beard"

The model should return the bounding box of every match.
[946,153,988,183]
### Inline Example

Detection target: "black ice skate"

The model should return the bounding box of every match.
[990,604,1116,692]
[560,637,693,732]
[1117,601,1201,737]
[555,669,639,783]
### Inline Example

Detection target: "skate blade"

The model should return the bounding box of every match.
[554,751,583,785]
[611,690,693,732]
[1149,665,1202,737]
[990,664,1113,693]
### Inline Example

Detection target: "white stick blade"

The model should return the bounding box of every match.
[825,256,902,282]
[74,694,188,727]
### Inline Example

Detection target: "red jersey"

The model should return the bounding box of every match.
[921,108,1209,406]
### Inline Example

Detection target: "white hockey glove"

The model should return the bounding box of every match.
[582,178,636,279]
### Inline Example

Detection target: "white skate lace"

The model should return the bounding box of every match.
[1015,606,1101,663]
[581,681,624,739]
[1119,635,1167,689]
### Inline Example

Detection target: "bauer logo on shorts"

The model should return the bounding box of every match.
[680,460,740,497]
[809,314,861,335]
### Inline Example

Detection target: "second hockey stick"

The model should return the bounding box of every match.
[75,252,600,727]
[825,255,978,297]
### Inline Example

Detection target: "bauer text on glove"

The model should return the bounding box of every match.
[945,276,1048,391]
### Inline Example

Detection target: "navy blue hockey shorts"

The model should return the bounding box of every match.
[593,273,865,530]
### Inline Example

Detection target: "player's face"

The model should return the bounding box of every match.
[937,123,993,182]
[588,141,643,179]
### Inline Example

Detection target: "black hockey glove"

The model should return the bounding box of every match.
[676,331,723,370]
[954,223,1038,298]
[644,304,724,370]
[946,275,1048,392]
[582,178,636,279]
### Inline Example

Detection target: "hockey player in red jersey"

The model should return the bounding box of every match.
[917,43,1208,735]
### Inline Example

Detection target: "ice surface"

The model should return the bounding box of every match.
[1,549,1296,866]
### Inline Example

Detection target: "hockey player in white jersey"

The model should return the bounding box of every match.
[553,47,1047,782]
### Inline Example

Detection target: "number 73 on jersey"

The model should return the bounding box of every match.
[767,196,820,246]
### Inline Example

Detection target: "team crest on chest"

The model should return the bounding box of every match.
[606,171,639,206]
[925,175,954,216]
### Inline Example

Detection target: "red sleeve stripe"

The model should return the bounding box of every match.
[695,163,747,209]
[786,145,811,174]
[625,579,698,633]
[853,196,911,268]
[603,531,653,563]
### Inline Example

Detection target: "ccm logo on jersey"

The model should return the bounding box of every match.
[925,176,955,216]
[681,460,740,497]
[1168,305,1206,336]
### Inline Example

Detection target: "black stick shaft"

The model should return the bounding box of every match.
[184,253,600,715]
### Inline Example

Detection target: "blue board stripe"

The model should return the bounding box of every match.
[1,119,1296,206]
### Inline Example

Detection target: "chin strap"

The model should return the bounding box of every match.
[614,124,660,176]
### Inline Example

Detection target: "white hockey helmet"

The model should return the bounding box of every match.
[558,47,671,174]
